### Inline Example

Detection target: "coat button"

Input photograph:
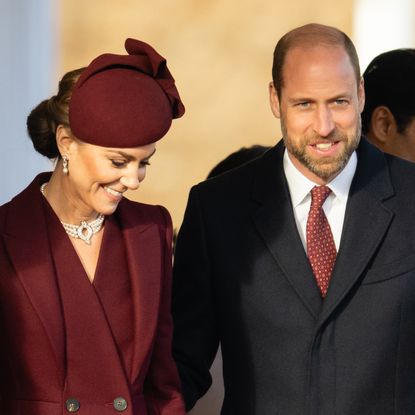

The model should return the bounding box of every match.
[113,396,128,412]
[65,398,80,412]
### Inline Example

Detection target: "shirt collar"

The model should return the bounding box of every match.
[283,148,357,207]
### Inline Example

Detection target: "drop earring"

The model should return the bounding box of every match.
[62,156,69,175]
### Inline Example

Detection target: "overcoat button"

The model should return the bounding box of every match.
[113,396,128,412]
[65,398,80,412]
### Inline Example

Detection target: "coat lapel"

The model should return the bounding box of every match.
[318,139,395,325]
[251,139,395,323]
[116,199,163,383]
[252,143,322,319]
[2,173,65,382]
[47,212,131,400]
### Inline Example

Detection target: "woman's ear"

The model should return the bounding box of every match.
[56,125,75,156]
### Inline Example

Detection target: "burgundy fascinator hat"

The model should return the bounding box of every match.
[69,38,185,147]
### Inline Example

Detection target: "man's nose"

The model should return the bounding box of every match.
[313,107,335,137]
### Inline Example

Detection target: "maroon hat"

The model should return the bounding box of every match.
[69,38,185,147]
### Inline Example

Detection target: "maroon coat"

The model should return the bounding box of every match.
[0,173,185,415]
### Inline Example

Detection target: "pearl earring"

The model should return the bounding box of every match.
[62,156,69,175]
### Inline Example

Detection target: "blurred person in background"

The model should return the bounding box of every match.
[0,38,185,415]
[207,145,271,179]
[362,48,415,162]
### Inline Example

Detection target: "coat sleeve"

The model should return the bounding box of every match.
[171,186,220,411]
[143,205,186,415]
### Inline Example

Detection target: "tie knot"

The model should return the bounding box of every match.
[311,186,332,208]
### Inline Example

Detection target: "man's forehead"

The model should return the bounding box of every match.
[279,46,360,99]
[282,44,353,78]
[285,43,345,59]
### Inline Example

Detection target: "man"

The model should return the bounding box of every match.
[362,48,415,162]
[172,23,415,415]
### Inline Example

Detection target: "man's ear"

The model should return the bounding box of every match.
[367,106,397,146]
[56,125,76,156]
[269,82,281,119]
[358,77,365,113]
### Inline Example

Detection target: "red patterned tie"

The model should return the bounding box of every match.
[306,186,337,297]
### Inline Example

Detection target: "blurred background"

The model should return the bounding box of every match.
[1,0,414,413]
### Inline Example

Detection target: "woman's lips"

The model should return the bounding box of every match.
[104,186,123,201]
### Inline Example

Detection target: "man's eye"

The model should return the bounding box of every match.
[335,99,348,105]
[111,160,127,168]
[296,102,310,108]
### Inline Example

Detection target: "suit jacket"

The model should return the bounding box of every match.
[0,173,185,415]
[172,139,415,415]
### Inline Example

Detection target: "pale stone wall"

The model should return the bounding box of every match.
[59,0,353,229]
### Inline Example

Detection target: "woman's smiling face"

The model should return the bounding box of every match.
[62,135,156,218]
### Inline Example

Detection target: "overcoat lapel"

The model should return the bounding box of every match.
[2,173,65,383]
[252,143,322,319]
[116,199,163,384]
[46,210,131,400]
[251,140,395,322]
[318,139,395,325]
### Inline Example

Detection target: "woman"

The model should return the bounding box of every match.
[0,38,185,415]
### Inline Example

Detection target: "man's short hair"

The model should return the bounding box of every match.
[361,48,415,134]
[272,23,361,100]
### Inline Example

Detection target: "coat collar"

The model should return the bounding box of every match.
[251,142,323,318]
[318,138,394,326]
[251,139,395,320]
[114,197,166,384]
[3,173,66,382]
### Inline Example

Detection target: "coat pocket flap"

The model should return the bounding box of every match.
[362,254,415,285]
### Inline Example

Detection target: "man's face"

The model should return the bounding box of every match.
[369,114,415,163]
[398,117,415,162]
[270,44,365,184]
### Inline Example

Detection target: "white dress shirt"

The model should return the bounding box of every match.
[283,149,357,251]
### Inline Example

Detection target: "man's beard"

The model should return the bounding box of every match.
[282,118,361,182]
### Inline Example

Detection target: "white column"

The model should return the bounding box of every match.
[0,0,56,204]
[353,0,415,72]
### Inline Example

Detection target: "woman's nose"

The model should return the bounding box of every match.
[120,174,140,190]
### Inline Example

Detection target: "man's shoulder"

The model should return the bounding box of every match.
[385,152,415,188]
[195,144,280,194]
[356,138,415,199]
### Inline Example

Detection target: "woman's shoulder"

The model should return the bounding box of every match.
[116,197,172,229]
[0,173,51,233]
[0,199,10,229]
[1,173,50,208]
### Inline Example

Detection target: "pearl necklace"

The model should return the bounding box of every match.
[40,182,105,245]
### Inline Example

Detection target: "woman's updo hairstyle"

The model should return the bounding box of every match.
[26,68,84,159]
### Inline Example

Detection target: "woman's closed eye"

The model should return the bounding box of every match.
[140,159,151,168]
[111,159,128,168]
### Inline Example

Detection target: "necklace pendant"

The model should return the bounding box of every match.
[77,221,93,245]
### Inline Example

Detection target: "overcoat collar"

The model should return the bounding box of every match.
[251,139,394,322]
[3,173,163,386]
[3,173,65,382]
[114,198,165,384]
